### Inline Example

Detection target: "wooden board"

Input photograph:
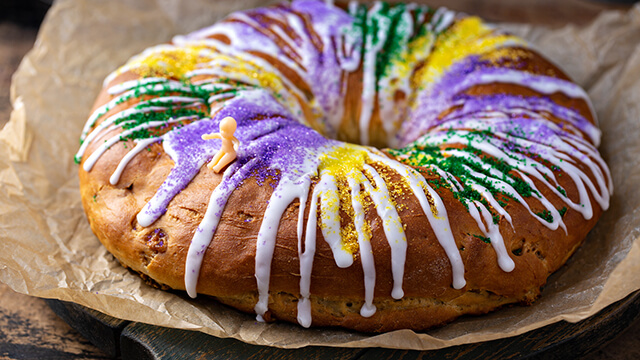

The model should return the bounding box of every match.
[46,290,640,360]
[3,1,639,359]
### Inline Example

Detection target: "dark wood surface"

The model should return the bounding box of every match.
[2,1,640,359]
[43,291,640,360]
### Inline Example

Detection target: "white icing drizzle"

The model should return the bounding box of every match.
[347,175,377,317]
[102,44,178,86]
[184,158,261,297]
[80,80,196,141]
[469,201,515,272]
[376,4,417,145]
[318,173,354,268]
[466,178,514,227]
[358,2,386,146]
[108,114,201,185]
[83,117,185,172]
[180,41,314,127]
[362,164,406,300]
[336,26,361,72]
[449,149,566,232]
[222,13,310,81]
[417,130,611,221]
[110,138,158,185]
[255,177,312,320]
[185,66,306,121]
[297,173,330,328]
[77,1,614,330]
[460,69,599,140]
[107,77,168,95]
[431,7,456,33]
[77,93,203,167]
[370,153,467,289]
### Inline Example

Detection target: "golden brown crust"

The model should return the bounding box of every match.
[78,14,608,332]
[79,87,603,332]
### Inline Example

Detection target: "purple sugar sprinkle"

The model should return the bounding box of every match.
[398,55,597,146]
[142,89,334,226]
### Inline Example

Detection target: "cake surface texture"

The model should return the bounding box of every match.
[76,0,613,332]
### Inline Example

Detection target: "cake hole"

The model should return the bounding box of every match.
[140,252,151,267]
[535,250,545,261]
[511,237,526,256]
[346,302,353,307]
[146,228,168,254]
[237,211,254,223]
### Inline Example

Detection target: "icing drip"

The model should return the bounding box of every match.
[469,202,515,272]
[255,177,312,319]
[185,158,258,298]
[347,176,376,317]
[346,2,455,146]
[358,2,387,146]
[78,0,612,328]
[297,172,329,328]
[403,56,601,146]
[370,153,467,289]
[362,164,406,300]
[110,138,160,185]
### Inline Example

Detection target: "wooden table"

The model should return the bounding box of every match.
[1,1,639,358]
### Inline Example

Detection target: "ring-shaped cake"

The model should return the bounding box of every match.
[76,0,612,332]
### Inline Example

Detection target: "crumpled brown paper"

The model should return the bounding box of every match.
[1,0,639,350]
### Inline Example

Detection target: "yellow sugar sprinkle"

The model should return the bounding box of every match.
[343,181,373,254]
[219,55,285,94]
[338,176,359,254]
[403,152,433,167]
[373,163,410,213]
[388,32,436,80]
[131,45,208,79]
[423,184,440,218]
[413,17,525,87]
[480,47,531,64]
[317,145,374,254]
[319,188,340,221]
[319,145,369,178]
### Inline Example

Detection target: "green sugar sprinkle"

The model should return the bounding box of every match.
[373,3,408,81]
[472,234,491,244]
[117,107,204,131]
[559,206,568,217]
[556,186,567,197]
[76,79,224,165]
[535,209,553,223]
[348,2,439,90]
[389,129,549,222]
[492,213,501,225]
[392,144,535,198]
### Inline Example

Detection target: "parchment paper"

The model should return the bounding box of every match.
[1,0,640,350]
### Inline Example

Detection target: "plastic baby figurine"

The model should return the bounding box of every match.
[201,116,240,173]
